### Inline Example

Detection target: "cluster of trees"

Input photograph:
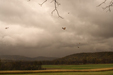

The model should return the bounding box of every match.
[0,59,42,70]
[40,58,113,65]
[0,57,113,70]
[40,52,113,65]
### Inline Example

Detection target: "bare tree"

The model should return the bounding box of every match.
[98,0,113,12]
[28,0,63,19]
[28,0,113,18]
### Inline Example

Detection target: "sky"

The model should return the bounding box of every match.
[0,0,113,57]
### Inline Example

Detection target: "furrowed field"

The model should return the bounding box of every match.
[0,64,113,75]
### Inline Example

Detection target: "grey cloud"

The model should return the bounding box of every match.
[0,0,113,57]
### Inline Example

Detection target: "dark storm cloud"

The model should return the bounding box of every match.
[0,0,113,57]
[59,0,113,38]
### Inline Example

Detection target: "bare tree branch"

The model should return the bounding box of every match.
[97,0,107,7]
[51,0,63,19]
[98,0,113,12]
[39,0,63,19]
[39,0,47,6]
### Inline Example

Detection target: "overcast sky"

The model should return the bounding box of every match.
[0,0,113,57]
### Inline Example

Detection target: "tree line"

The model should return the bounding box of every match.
[0,52,113,70]
[0,59,43,70]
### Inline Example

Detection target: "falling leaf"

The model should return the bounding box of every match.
[62,27,66,30]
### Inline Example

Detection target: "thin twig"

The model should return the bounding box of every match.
[39,0,63,19]
[39,0,47,6]
[97,0,107,7]
[98,0,113,12]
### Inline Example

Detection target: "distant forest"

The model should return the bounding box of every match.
[41,52,113,65]
[0,52,113,70]
[0,60,42,70]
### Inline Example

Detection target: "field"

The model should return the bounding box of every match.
[42,64,113,70]
[0,64,113,75]
[1,71,113,75]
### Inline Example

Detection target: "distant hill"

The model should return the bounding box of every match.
[0,55,58,61]
[53,52,113,64]
[33,56,58,61]
[1,52,113,64]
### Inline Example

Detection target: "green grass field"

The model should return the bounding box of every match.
[0,64,113,75]
[42,64,113,70]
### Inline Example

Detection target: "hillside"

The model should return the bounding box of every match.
[1,52,113,64]
[53,52,113,64]
[0,55,58,61]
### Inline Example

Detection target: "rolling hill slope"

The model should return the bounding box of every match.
[53,52,113,64]
[0,55,58,61]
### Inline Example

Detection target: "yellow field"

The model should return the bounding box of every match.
[0,67,113,74]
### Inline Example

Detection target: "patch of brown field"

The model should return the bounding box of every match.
[0,68,113,74]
